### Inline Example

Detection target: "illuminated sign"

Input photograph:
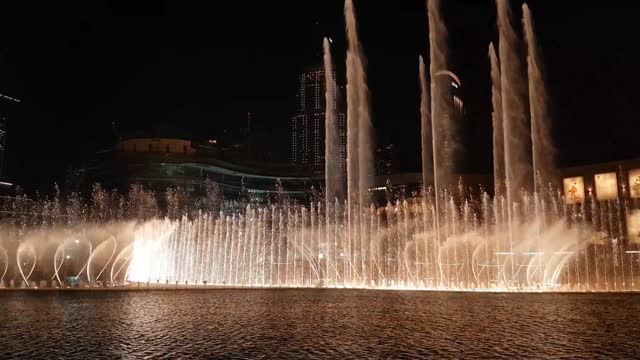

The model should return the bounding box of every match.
[594,172,618,201]
[563,177,585,204]
[627,210,640,244]
[629,169,640,199]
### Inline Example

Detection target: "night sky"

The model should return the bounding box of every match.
[0,0,636,193]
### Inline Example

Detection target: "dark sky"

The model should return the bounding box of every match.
[0,1,637,192]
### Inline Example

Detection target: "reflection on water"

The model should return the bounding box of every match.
[0,290,639,359]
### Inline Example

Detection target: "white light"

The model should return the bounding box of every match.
[0,181,12,187]
[66,255,71,259]
[626,251,640,254]
[369,186,386,191]
[74,239,79,244]
[495,252,513,255]
[451,81,459,88]
[329,37,333,44]
[318,253,324,259]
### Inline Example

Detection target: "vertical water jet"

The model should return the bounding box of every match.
[345,0,373,207]
[523,3,556,191]
[324,38,343,204]
[496,0,532,206]
[427,0,452,246]
[489,42,505,194]
[419,56,433,196]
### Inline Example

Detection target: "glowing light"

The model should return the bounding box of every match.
[66,255,71,259]
[563,176,585,204]
[451,81,458,88]
[74,239,79,244]
[629,169,640,198]
[594,172,618,201]
[318,253,324,259]
[627,210,640,244]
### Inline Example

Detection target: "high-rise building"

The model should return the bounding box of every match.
[376,143,396,176]
[0,93,20,181]
[290,67,346,177]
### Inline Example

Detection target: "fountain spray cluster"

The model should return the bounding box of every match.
[0,1,638,291]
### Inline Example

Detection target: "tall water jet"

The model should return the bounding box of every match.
[324,37,343,204]
[427,0,453,244]
[523,3,556,191]
[496,0,531,260]
[489,42,505,193]
[345,0,373,207]
[419,56,433,195]
[345,0,373,284]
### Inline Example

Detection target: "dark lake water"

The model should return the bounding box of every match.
[0,289,639,359]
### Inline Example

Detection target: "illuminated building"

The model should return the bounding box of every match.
[72,137,321,203]
[290,66,347,177]
[376,143,396,176]
[0,93,20,183]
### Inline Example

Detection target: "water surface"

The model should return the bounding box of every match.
[0,290,638,359]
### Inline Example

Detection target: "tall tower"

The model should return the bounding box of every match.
[0,93,20,181]
[291,67,346,177]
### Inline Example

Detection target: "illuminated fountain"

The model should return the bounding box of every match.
[0,0,638,292]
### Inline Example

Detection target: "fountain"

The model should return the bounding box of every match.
[0,0,637,292]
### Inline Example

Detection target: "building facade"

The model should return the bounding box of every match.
[290,67,346,176]
[74,137,322,204]
[375,143,396,176]
[0,93,20,182]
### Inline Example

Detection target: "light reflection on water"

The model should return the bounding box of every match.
[0,290,638,359]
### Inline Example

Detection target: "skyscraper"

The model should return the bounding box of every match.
[291,67,346,177]
[0,93,20,181]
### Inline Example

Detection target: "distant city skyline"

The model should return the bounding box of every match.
[0,1,637,192]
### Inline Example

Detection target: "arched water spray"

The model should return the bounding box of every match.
[111,244,134,284]
[0,1,634,293]
[0,247,8,283]
[16,243,37,287]
[86,236,118,282]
